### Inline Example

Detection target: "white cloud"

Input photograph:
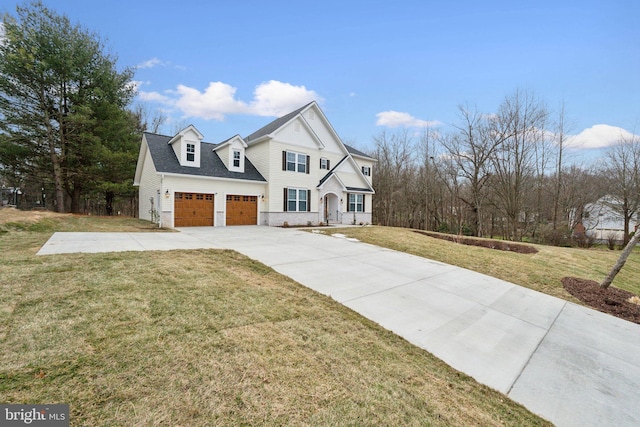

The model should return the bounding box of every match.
[376,111,440,128]
[174,82,249,121]
[565,125,638,149]
[137,57,166,69]
[249,80,321,116]
[138,80,321,121]
[138,90,173,104]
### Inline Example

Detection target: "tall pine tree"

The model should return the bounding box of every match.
[0,1,138,213]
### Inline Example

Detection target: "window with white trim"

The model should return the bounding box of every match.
[320,158,330,170]
[233,149,241,167]
[348,193,364,212]
[286,188,308,212]
[186,143,195,162]
[361,166,371,176]
[285,151,308,173]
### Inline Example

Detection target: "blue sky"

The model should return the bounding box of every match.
[3,1,639,158]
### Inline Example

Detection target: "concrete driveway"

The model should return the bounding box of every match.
[38,226,640,427]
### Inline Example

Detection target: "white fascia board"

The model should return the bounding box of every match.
[350,152,378,162]
[160,172,267,185]
[168,124,204,145]
[246,134,270,146]
[133,135,149,185]
[214,135,247,151]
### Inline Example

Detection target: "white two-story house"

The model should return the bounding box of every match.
[133,101,376,227]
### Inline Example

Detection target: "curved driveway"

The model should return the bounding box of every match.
[39,226,640,427]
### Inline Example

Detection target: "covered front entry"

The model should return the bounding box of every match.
[226,195,258,225]
[322,193,340,223]
[174,192,214,226]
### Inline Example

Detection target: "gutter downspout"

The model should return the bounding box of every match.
[159,174,165,228]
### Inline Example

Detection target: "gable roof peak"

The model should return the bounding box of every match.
[168,124,204,145]
[245,100,318,142]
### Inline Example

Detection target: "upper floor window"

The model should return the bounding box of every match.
[320,158,330,170]
[283,151,309,174]
[233,150,241,168]
[361,166,371,176]
[186,143,195,162]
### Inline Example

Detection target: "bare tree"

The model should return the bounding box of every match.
[439,105,504,236]
[132,103,167,134]
[489,90,548,240]
[417,127,443,230]
[372,130,416,226]
[601,134,640,244]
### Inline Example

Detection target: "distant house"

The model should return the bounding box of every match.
[581,195,639,243]
[133,101,376,228]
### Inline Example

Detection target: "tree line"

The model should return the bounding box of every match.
[370,90,640,246]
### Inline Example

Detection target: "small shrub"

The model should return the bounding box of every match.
[282,221,289,228]
[606,232,617,250]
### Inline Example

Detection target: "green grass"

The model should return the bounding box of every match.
[324,226,640,301]
[0,211,550,426]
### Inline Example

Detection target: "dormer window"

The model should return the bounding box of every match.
[186,144,195,162]
[233,150,241,168]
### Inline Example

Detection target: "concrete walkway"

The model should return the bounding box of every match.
[38,226,640,427]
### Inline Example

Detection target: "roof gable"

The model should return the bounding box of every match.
[168,125,204,145]
[245,102,312,142]
[318,155,374,193]
[213,134,247,151]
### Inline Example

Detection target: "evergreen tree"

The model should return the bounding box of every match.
[0,1,138,212]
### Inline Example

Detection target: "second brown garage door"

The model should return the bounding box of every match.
[226,195,257,225]
[174,192,214,227]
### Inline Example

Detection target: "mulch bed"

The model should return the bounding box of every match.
[562,277,640,324]
[413,230,538,254]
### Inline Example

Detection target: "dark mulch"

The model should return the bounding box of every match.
[413,230,538,254]
[562,277,640,324]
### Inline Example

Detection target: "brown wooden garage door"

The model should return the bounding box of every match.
[226,195,257,225]
[174,192,214,227]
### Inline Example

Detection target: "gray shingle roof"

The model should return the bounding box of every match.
[343,143,374,159]
[245,102,313,142]
[144,132,266,182]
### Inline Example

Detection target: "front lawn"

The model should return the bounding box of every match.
[0,211,550,426]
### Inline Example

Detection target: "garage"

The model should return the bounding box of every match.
[226,195,258,225]
[174,192,214,226]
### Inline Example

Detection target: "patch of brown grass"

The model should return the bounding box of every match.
[0,215,550,426]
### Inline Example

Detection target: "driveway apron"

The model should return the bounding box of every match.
[39,226,640,427]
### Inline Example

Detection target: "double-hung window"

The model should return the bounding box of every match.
[186,143,195,162]
[348,193,364,212]
[361,166,371,176]
[284,151,309,173]
[285,188,309,212]
[320,158,330,170]
[233,150,241,167]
